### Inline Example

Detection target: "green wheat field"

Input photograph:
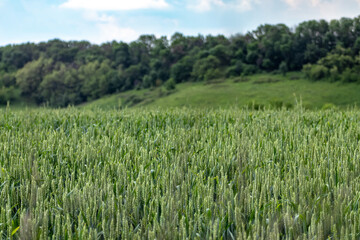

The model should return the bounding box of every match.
[1,106,360,239]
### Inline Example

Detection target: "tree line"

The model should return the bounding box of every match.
[1,16,360,106]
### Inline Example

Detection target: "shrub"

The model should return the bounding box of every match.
[204,69,222,82]
[262,58,273,70]
[279,61,288,76]
[242,64,258,76]
[192,55,221,81]
[341,68,359,83]
[164,78,176,90]
[310,65,329,81]
[142,74,153,88]
[0,86,19,104]
[302,63,312,79]
[322,103,337,110]
[226,62,243,77]
[329,66,339,82]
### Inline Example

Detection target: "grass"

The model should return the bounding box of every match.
[1,106,360,239]
[82,73,360,110]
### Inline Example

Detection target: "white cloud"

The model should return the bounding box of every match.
[310,0,321,6]
[96,23,138,43]
[188,0,256,12]
[282,0,352,8]
[190,0,360,13]
[282,0,298,7]
[234,0,253,11]
[312,0,359,20]
[188,0,225,12]
[281,0,360,21]
[282,0,322,8]
[80,12,139,42]
[60,0,169,11]
[83,11,116,22]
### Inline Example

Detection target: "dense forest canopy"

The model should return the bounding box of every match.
[1,16,360,107]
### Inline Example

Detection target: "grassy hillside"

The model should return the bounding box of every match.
[82,73,360,110]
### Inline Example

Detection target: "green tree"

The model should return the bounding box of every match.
[0,86,19,105]
[79,60,116,100]
[39,64,68,106]
[0,72,16,87]
[226,61,243,77]
[192,55,221,81]
[112,42,131,68]
[16,57,53,98]
[209,44,231,66]
[170,56,194,83]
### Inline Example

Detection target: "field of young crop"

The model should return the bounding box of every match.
[0,106,360,239]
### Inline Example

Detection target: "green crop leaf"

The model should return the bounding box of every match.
[11,226,20,236]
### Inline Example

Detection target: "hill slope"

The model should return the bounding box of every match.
[81,73,360,110]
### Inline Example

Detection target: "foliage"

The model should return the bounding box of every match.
[170,56,194,83]
[1,16,360,106]
[15,58,53,99]
[226,61,243,77]
[0,86,19,104]
[0,72,16,87]
[192,55,221,81]
[279,61,288,76]
[164,78,176,90]
[341,68,360,83]
[302,49,360,82]
[305,64,329,81]
[242,64,258,76]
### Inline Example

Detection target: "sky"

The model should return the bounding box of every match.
[0,0,360,46]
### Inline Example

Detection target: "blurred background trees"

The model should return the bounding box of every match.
[1,16,360,107]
